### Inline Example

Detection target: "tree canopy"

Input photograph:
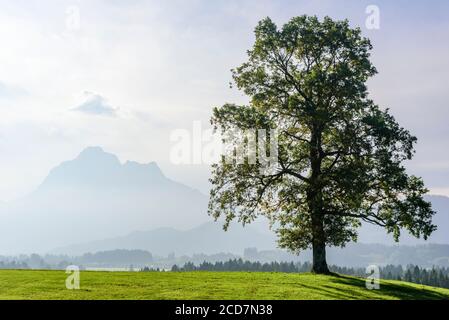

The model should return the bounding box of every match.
[208,16,435,273]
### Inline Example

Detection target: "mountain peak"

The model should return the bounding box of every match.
[76,146,120,164]
[79,146,105,155]
[39,147,168,190]
[124,160,164,177]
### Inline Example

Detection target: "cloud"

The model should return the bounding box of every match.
[71,92,118,117]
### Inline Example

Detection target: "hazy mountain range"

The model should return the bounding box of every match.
[0,146,448,255]
[53,221,277,256]
[0,147,208,253]
[52,223,449,268]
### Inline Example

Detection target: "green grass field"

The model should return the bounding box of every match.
[0,270,448,300]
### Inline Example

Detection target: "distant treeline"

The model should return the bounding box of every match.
[3,245,449,270]
[168,259,449,289]
[0,261,29,269]
[0,250,153,269]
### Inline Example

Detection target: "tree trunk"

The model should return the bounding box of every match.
[311,214,330,274]
[309,125,330,274]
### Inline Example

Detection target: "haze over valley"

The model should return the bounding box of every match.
[0,146,448,264]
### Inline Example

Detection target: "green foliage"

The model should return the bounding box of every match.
[0,270,448,300]
[209,15,435,254]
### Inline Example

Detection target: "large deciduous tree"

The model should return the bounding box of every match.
[208,16,435,274]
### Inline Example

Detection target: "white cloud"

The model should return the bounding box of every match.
[71,92,118,117]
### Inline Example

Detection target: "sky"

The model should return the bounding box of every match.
[0,0,448,201]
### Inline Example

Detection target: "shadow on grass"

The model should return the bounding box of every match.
[322,275,449,300]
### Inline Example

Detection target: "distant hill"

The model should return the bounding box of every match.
[78,249,154,266]
[325,243,449,267]
[53,221,277,256]
[0,147,209,254]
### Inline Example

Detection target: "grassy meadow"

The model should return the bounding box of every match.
[0,270,448,300]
